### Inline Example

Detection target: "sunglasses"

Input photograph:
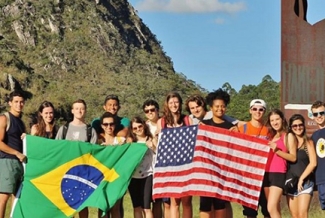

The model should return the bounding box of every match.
[251,107,265,112]
[102,122,115,127]
[132,125,143,131]
[144,108,156,114]
[291,123,304,129]
[312,111,325,117]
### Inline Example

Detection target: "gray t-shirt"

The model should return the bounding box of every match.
[190,111,238,125]
[55,123,98,144]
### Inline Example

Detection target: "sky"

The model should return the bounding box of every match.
[128,0,325,91]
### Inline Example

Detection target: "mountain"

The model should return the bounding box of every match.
[0,0,205,123]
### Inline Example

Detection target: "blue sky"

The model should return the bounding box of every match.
[128,0,325,91]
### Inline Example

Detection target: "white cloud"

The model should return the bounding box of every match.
[135,0,246,14]
[214,18,225,24]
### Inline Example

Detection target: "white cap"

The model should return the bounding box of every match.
[250,99,266,108]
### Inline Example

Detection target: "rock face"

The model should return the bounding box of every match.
[0,0,203,121]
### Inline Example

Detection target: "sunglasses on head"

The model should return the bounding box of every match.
[291,123,304,129]
[144,108,156,114]
[102,122,115,127]
[251,107,265,112]
[132,125,143,131]
[312,111,325,117]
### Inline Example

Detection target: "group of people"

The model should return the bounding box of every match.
[0,89,324,218]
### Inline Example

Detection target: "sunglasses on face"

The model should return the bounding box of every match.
[251,107,265,112]
[132,125,143,131]
[102,122,115,127]
[312,111,325,117]
[291,123,304,129]
[144,108,156,114]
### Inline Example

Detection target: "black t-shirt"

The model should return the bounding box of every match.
[202,118,234,130]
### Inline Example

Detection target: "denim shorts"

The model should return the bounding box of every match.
[286,180,314,197]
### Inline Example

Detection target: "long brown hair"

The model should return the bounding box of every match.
[35,101,56,138]
[163,92,184,126]
[265,109,288,139]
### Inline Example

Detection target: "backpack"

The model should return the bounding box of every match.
[2,112,10,131]
[61,123,93,142]
[161,115,190,129]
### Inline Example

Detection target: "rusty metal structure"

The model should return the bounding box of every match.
[281,0,325,135]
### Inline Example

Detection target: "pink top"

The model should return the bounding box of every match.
[265,134,288,173]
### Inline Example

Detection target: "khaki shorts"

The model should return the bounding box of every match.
[0,158,23,194]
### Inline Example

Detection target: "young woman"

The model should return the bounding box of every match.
[200,88,237,218]
[127,117,157,218]
[31,101,57,139]
[286,114,317,218]
[264,109,297,218]
[98,112,125,218]
[157,91,193,218]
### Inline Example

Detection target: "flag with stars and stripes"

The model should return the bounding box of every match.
[152,124,270,210]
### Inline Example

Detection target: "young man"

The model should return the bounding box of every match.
[239,99,270,218]
[92,95,130,137]
[185,94,243,126]
[142,100,162,218]
[311,100,325,210]
[0,91,26,218]
[56,99,97,218]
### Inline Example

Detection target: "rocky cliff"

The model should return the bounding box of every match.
[0,0,204,122]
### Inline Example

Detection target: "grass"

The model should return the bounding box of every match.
[6,192,325,218]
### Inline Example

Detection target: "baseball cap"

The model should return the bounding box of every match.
[250,99,266,108]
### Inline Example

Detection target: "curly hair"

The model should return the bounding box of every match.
[205,88,230,107]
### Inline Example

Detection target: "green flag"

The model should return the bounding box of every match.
[12,135,148,218]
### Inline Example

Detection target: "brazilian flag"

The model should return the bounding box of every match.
[12,135,148,217]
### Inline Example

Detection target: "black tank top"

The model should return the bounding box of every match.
[0,112,25,159]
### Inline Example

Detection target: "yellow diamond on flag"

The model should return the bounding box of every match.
[31,153,119,217]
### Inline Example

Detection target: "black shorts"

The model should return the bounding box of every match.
[128,175,153,209]
[199,196,227,212]
[263,172,285,189]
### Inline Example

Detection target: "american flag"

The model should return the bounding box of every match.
[153,124,270,210]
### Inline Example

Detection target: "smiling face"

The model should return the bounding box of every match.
[9,96,25,114]
[40,106,54,124]
[71,102,86,120]
[103,99,120,115]
[312,105,325,126]
[291,119,305,137]
[250,106,265,121]
[132,122,144,137]
[101,117,115,135]
[270,114,283,131]
[188,101,205,119]
[144,105,159,122]
[211,99,226,119]
[168,97,180,114]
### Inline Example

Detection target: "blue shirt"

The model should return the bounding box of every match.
[311,128,325,185]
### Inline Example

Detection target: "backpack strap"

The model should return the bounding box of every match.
[161,117,166,129]
[243,123,247,134]
[183,115,190,126]
[86,124,92,143]
[4,112,10,132]
[62,123,69,139]
[62,123,92,142]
